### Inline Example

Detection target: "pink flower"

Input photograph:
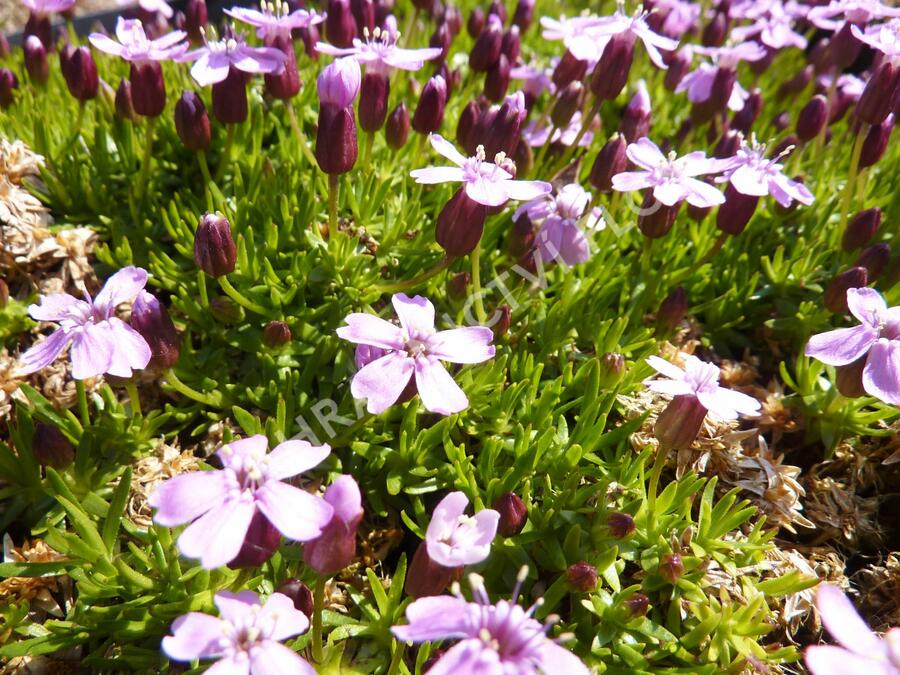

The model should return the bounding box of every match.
[731,3,808,49]
[303,475,364,575]
[805,584,900,675]
[805,287,900,405]
[612,137,730,207]
[851,19,900,58]
[163,590,315,674]
[392,572,590,674]
[675,43,766,111]
[653,0,701,36]
[588,5,679,69]
[716,138,814,207]
[644,354,761,420]
[523,111,596,148]
[17,267,152,380]
[22,0,74,17]
[125,0,174,18]
[809,0,900,31]
[225,1,324,42]
[511,63,555,98]
[178,33,287,86]
[517,183,593,267]
[317,27,443,74]
[411,134,551,208]
[148,435,333,569]
[425,492,499,566]
[336,293,495,415]
[89,17,188,62]
[539,14,608,62]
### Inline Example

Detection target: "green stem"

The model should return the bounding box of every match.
[215,124,236,184]
[560,99,600,169]
[124,380,142,417]
[386,640,405,675]
[646,446,668,528]
[197,152,214,211]
[287,102,317,167]
[163,369,223,407]
[218,275,269,315]
[328,173,340,239]
[375,256,454,293]
[136,116,156,203]
[197,270,210,308]
[364,131,375,169]
[471,241,487,324]
[839,124,867,239]
[312,575,326,663]
[75,379,90,427]
[329,413,375,448]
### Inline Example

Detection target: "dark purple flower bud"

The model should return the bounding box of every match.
[770,134,798,160]
[590,134,627,193]
[856,61,900,127]
[658,553,684,584]
[716,184,759,236]
[590,35,635,102]
[24,36,49,85]
[824,267,868,313]
[501,26,520,64]
[385,102,410,149]
[484,91,526,157]
[655,394,706,449]
[443,5,462,36]
[228,511,281,568]
[185,0,208,43]
[412,75,448,134]
[657,286,687,331]
[566,562,598,592]
[456,99,481,152]
[638,194,680,239]
[552,49,587,90]
[406,541,461,598]
[209,297,244,324]
[436,187,488,256]
[492,304,512,338]
[0,69,18,109]
[298,23,321,59]
[859,114,893,169]
[467,6,486,38]
[707,66,736,113]
[263,320,292,347]
[326,0,357,47]
[174,90,211,152]
[701,11,728,47]
[59,42,75,80]
[265,35,301,100]
[599,352,626,388]
[351,0,376,34]
[664,50,691,92]
[359,71,390,132]
[276,579,314,617]
[855,243,891,281]
[211,66,248,124]
[130,60,167,117]
[484,53,511,102]
[430,21,452,62]
[32,422,75,469]
[551,81,584,130]
[778,65,812,98]
[731,89,762,134]
[619,84,652,142]
[842,208,881,252]
[447,271,470,300]
[131,290,180,370]
[24,14,53,51]
[829,22,861,70]
[771,110,790,132]
[835,357,867,399]
[796,95,828,142]
[507,208,535,259]
[493,492,528,537]
[606,512,635,539]
[317,105,358,174]
[113,78,138,121]
[809,36,831,74]
[304,476,363,576]
[713,129,741,159]
[194,213,237,278]
[624,593,650,617]
[512,0,535,31]
[687,202,711,222]
[469,14,503,72]
[513,137,533,177]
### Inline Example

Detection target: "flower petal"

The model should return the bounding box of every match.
[70,324,115,380]
[28,293,89,322]
[500,179,553,203]
[428,134,467,167]
[428,327,495,364]
[805,325,877,366]
[250,641,317,675]
[213,590,260,623]
[626,137,665,169]
[804,645,892,675]
[350,352,415,414]
[16,329,71,376]
[427,640,503,675]
[103,317,152,377]
[203,657,251,675]
[92,266,148,319]
[537,642,592,675]
[323,475,363,526]
[254,481,334,541]
[264,440,331,480]
[162,613,226,661]
[392,293,435,336]
[260,593,310,641]
[149,470,234,526]
[391,596,473,642]
[611,171,654,192]
[414,356,468,415]
[409,166,466,184]
[862,339,900,405]
[177,496,256,568]
[815,584,888,658]
[846,287,887,328]
[88,33,125,57]
[336,313,404,350]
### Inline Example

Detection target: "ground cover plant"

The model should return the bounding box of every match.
[0,0,898,671]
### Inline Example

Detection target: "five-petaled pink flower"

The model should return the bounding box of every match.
[589,4,679,68]
[805,287,900,406]
[336,293,496,415]
[392,572,591,674]
[89,17,188,62]
[163,590,316,674]
[148,435,333,569]
[730,2,808,49]
[426,492,499,567]
[809,0,900,31]
[17,266,152,380]
[178,32,286,86]
[225,0,324,42]
[411,134,551,208]
[851,19,900,58]
[612,137,730,207]
[675,43,766,111]
[804,584,900,675]
[644,354,761,420]
[517,183,595,267]
[717,137,814,207]
[539,14,609,62]
[317,26,443,74]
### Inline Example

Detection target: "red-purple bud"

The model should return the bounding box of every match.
[265,36,301,100]
[829,22,862,70]
[638,194,680,239]
[824,267,868,313]
[566,562,598,592]
[131,290,181,370]
[430,21,452,62]
[716,184,759,236]
[385,102,410,149]
[493,492,528,536]
[130,60,167,117]
[436,187,487,256]
[304,476,363,576]
[24,36,49,85]
[447,271,470,300]
[467,6,486,38]
[406,541,461,598]
[174,90,211,152]
[276,579,314,617]
[507,208,535,258]
[770,133,798,159]
[32,422,75,469]
[606,512,636,539]
[618,83,652,142]
[658,553,685,584]
[655,394,707,449]
[359,71,390,132]
[185,0,208,43]
[351,0,376,34]
[778,65,812,98]
[317,104,358,174]
[796,94,828,142]
[0,68,18,109]
[624,593,650,617]
[487,0,506,22]
[708,66,736,113]
[194,213,237,278]
[484,92,526,157]
[657,286,688,331]
[857,62,900,127]
[469,14,503,72]
[859,114,893,169]
[599,352,626,388]
[209,297,244,324]
[443,5,462,36]
[835,357,867,399]
[713,130,741,160]
[551,81,584,130]
[701,11,728,47]
[263,320,292,348]
[298,23,320,59]
[512,0,535,31]
[24,14,53,51]
[484,53,511,102]
[686,203,711,222]
[855,243,891,281]
[664,49,691,92]
[773,111,792,131]
[552,49,587,90]
[412,75,448,134]
[62,46,98,101]
[590,35,635,102]
[326,0,357,47]
[228,511,281,568]
[842,208,881,252]
[731,88,762,134]
[589,134,627,193]
[501,26,521,64]
[457,99,481,152]
[492,304,512,338]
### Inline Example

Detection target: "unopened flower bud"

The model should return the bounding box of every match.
[24,13,52,51]
[262,320,292,347]
[854,243,891,281]
[664,49,691,92]
[835,357,867,398]
[484,92,526,157]
[512,0,535,31]
[32,422,75,469]
[701,11,728,47]
[436,187,488,256]
[430,21,452,62]
[359,71,390,132]
[174,91,211,152]
[63,46,98,101]
[447,271,470,300]
[406,540,460,598]
[619,82,651,142]
[265,35,301,100]
[824,267,868,313]
[131,291,180,370]
[185,0,208,43]
[488,0,506,23]
[456,99,481,152]
[24,36,49,85]
[778,65,812,98]
[590,35,635,102]
[731,88,762,134]
[298,23,320,59]
[276,579,314,617]
[304,475,363,576]
[624,592,650,617]
[714,130,741,159]
[484,53,511,102]
[606,512,635,539]
[507,210,535,259]
[657,286,687,331]
[130,60,167,118]
[467,6,485,38]
[687,203,711,222]
[566,562,598,592]
[513,138,532,177]
[0,68,18,109]
[770,133,798,159]
[796,95,828,142]
[228,511,281,568]
[317,105,358,174]
[638,194,680,239]
[351,0,375,34]
[469,14,503,72]
[599,352,626,388]
[194,213,237,277]
[209,296,244,324]
[552,49,587,89]
[385,102,410,149]
[716,184,759,236]
[326,0,357,47]
[856,62,900,127]
[113,78,136,121]
[658,553,684,584]
[412,75,448,134]
[829,22,861,70]
[551,81,584,130]
[859,114,893,169]
[493,492,528,537]
[590,134,627,193]
[842,208,881,252]
[501,26,520,64]
[491,304,512,338]
[655,395,707,450]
